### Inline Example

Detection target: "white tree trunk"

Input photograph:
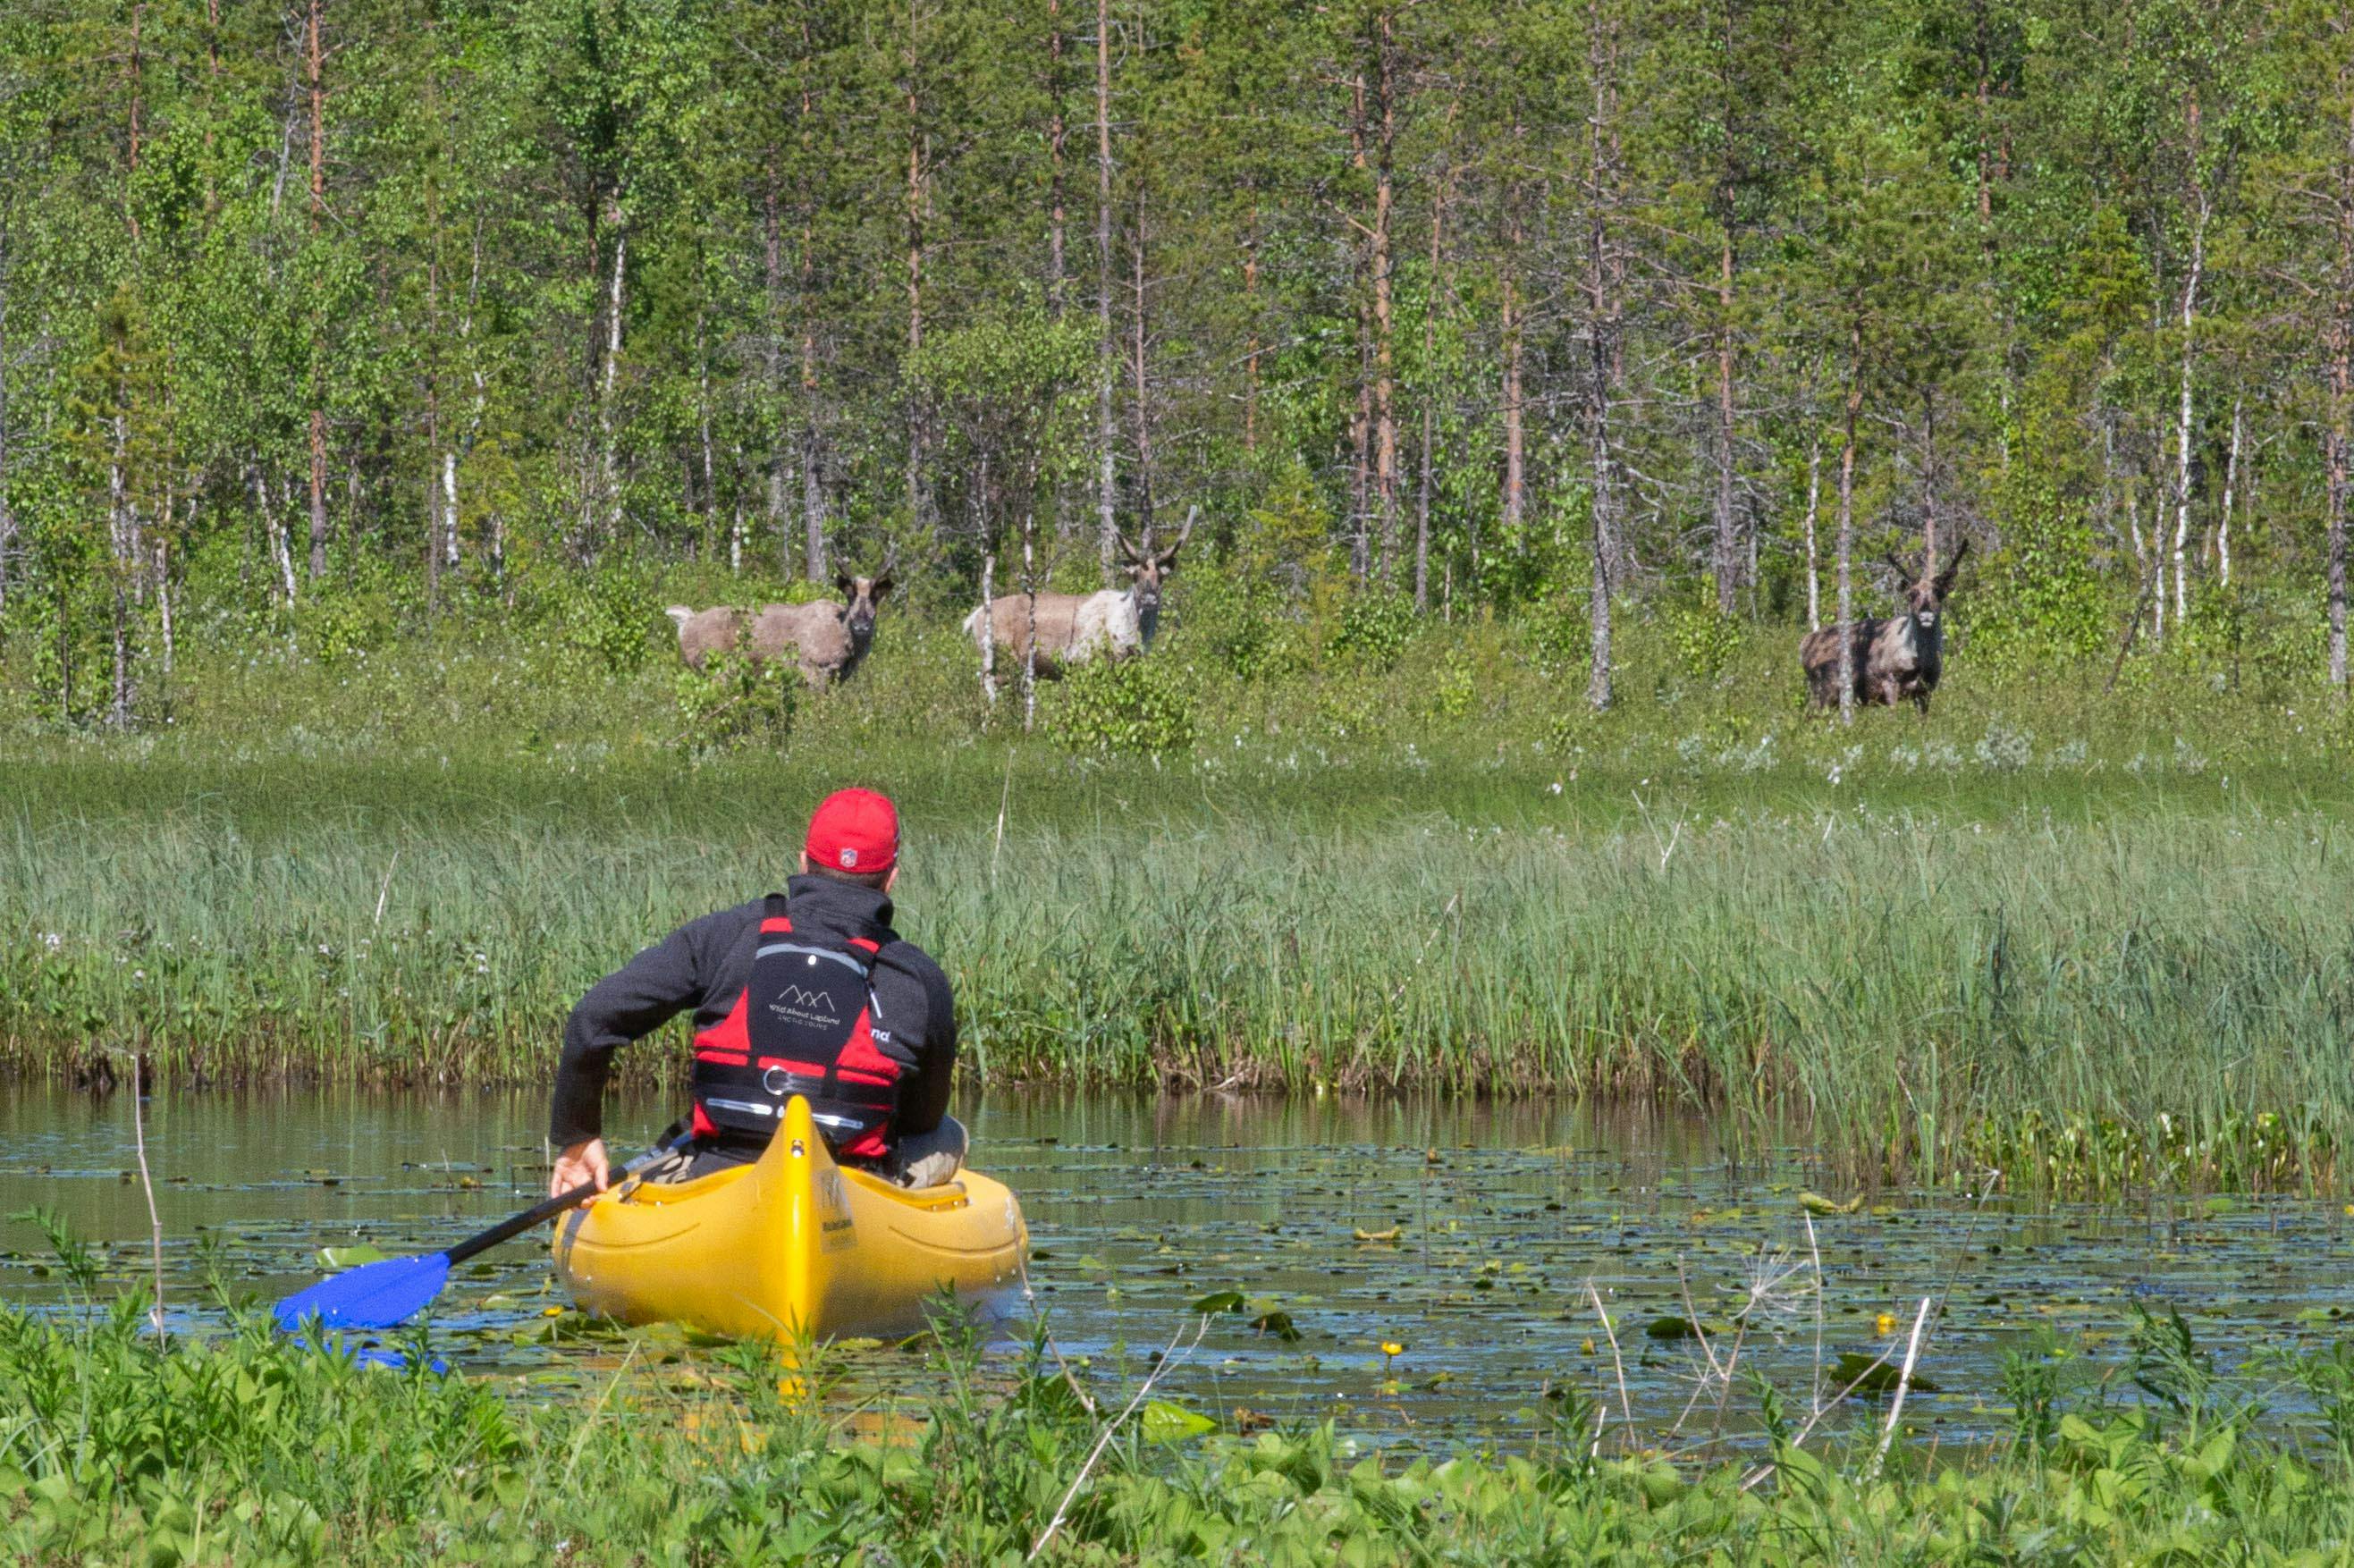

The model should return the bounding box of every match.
[599,219,627,543]
[442,449,459,567]
[1094,0,1118,579]
[2217,396,2240,588]
[978,552,997,704]
[1803,429,1821,628]
[2168,199,2207,633]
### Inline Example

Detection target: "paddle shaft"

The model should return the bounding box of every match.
[444,1141,676,1269]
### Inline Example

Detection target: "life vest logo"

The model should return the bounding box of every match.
[770,983,840,1028]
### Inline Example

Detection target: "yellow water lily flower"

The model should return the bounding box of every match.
[1876,1312,1896,1336]
[1379,1341,1405,1358]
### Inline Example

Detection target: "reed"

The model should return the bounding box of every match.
[4,753,2350,1188]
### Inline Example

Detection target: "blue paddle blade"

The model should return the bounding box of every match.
[272,1252,452,1333]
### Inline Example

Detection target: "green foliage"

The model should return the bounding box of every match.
[560,564,662,679]
[1969,492,2111,675]
[1049,658,1195,757]
[9,1277,2354,1564]
[1174,567,1310,684]
[671,651,796,764]
[1326,592,1416,671]
[1663,588,1746,685]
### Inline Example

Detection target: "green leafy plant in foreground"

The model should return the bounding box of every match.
[12,1277,2354,1564]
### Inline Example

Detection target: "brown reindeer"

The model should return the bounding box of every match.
[666,560,895,691]
[1800,541,1968,714]
[964,509,1194,695]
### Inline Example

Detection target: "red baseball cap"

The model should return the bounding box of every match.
[806,788,899,874]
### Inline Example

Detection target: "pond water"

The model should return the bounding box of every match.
[4,1085,2351,1448]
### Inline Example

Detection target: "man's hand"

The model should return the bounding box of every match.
[550,1138,611,1198]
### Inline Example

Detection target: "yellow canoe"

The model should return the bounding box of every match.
[552,1098,1028,1341]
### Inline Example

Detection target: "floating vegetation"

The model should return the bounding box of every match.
[1966,1109,2338,1198]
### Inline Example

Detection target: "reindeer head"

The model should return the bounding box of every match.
[833,547,899,646]
[1885,539,1969,631]
[1116,507,1197,640]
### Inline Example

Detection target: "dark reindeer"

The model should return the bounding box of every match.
[666,551,898,691]
[1800,541,1968,715]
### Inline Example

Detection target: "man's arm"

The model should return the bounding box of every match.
[550,918,712,1150]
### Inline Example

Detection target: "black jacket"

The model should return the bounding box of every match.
[550,873,956,1150]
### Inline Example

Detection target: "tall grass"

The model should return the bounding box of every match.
[9,583,2354,1183]
[7,767,2350,1185]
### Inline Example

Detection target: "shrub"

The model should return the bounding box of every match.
[1326,592,1415,670]
[1050,658,1195,756]
[1663,592,1744,685]
[561,563,662,679]
[672,651,796,763]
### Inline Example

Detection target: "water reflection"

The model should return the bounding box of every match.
[4,1085,2350,1446]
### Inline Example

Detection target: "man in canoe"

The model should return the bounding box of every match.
[547,787,966,1195]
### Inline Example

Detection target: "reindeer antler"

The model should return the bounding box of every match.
[1155,505,1199,566]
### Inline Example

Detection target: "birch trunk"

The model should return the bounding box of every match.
[0,236,13,616]
[1047,0,1067,311]
[903,5,926,531]
[1836,321,1861,724]
[1417,99,1456,610]
[1714,227,1738,613]
[803,428,826,581]
[442,451,458,569]
[2332,77,2353,690]
[2217,396,2240,587]
[1500,190,1525,535]
[1803,428,1821,628]
[109,416,133,729]
[305,0,328,580]
[1094,0,1118,577]
[156,538,173,678]
[1370,11,1399,582]
[2168,194,2207,633]
[978,551,997,703]
[1130,190,1156,536]
[1243,198,1260,452]
[1582,2,1619,712]
[1022,515,1039,732]
[599,215,627,545]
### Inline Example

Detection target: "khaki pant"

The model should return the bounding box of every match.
[666,1114,967,1188]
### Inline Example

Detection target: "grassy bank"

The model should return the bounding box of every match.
[9,591,2354,1186]
[8,1277,2354,1564]
[6,760,2352,1188]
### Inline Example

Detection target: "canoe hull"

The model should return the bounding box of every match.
[552,1099,1027,1341]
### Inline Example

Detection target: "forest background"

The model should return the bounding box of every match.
[3,0,2351,724]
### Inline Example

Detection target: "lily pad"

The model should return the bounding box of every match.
[1832,1352,1940,1395]
[1798,1191,1864,1217]
[1190,1291,1245,1314]
[315,1243,392,1269]
[1139,1399,1216,1444]
[1251,1311,1302,1343]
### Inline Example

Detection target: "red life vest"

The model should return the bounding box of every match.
[688,897,899,1160]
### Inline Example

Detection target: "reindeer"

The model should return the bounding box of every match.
[963,509,1194,697]
[1800,541,1969,715]
[665,556,896,691]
